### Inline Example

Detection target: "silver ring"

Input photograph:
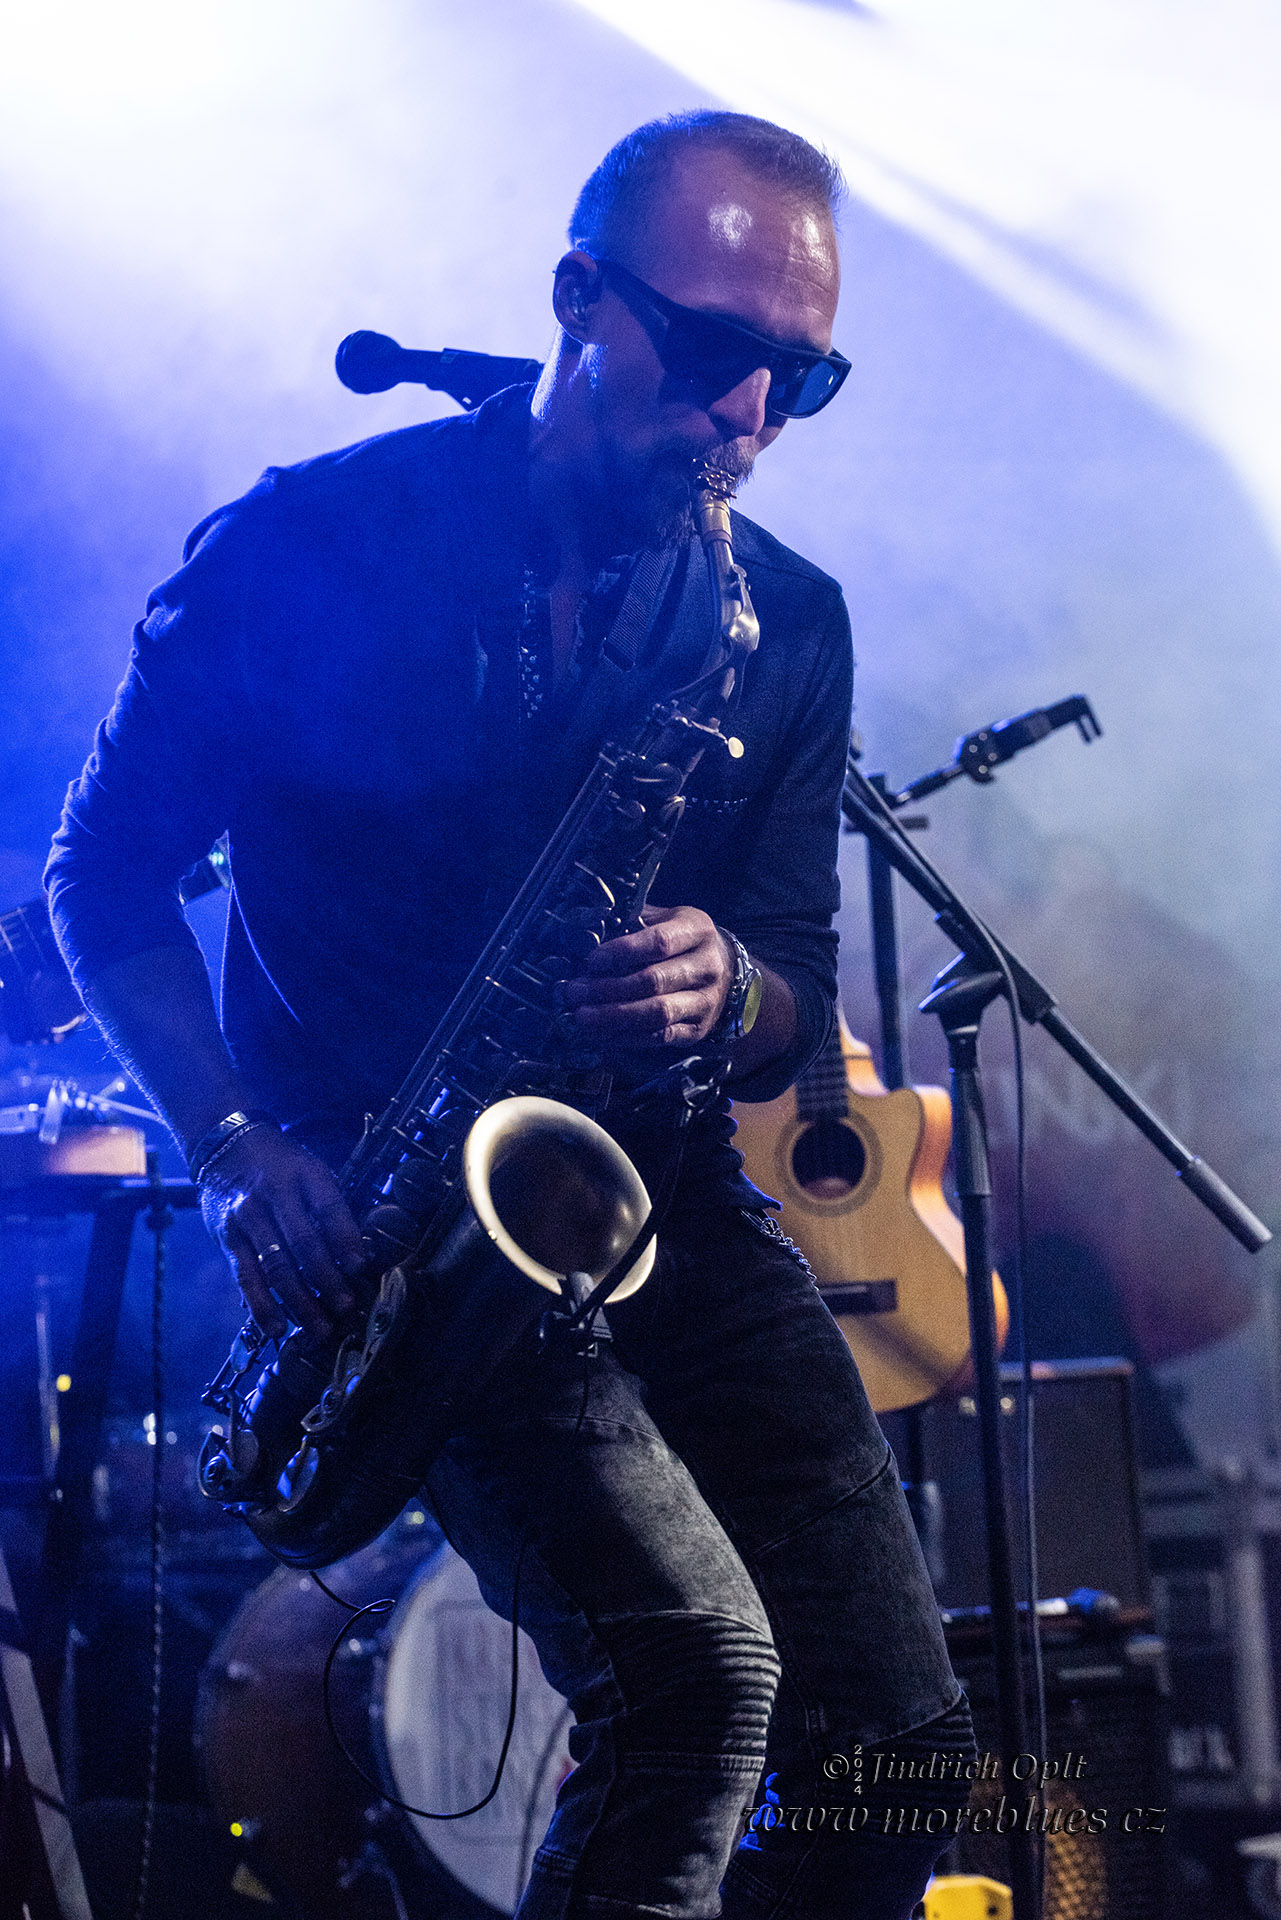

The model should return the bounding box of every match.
[258,1242,285,1264]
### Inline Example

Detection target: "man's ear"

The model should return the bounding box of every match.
[552,249,603,341]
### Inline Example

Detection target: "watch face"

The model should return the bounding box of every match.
[740,968,764,1035]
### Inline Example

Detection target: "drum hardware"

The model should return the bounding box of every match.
[0,1076,159,1139]
[10,1175,202,1709]
[0,1536,93,1920]
[198,1525,574,1919]
[0,1150,257,1900]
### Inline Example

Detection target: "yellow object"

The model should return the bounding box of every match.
[55,1374,71,1392]
[923,1874,1014,1920]
[727,735,745,758]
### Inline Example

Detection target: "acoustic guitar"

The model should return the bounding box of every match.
[732,1013,1007,1413]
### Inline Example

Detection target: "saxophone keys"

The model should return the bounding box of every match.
[360,1202,421,1256]
[301,1391,342,1434]
[336,1335,365,1388]
[627,762,684,797]
[197,1423,259,1498]
[390,1156,437,1211]
[361,1266,408,1367]
[277,1442,320,1512]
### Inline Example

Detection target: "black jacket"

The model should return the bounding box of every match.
[47,385,854,1193]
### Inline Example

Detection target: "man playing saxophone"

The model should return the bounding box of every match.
[48,112,971,1919]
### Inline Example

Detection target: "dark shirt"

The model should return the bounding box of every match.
[46,385,854,1195]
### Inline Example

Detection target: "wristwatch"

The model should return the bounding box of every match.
[714,928,763,1042]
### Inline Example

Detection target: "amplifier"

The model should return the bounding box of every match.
[1143,1459,1281,1809]
[885,1358,1151,1618]
[946,1626,1170,1920]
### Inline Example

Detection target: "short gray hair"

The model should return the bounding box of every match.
[570,111,845,254]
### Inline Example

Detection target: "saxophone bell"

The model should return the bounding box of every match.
[463,1095,654,1302]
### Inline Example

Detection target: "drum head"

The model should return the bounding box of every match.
[377,1545,574,1917]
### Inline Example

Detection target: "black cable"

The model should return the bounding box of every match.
[132,1158,171,1920]
[314,1534,527,1820]
[566,1068,700,1337]
[310,1294,598,1833]
[308,1568,354,1610]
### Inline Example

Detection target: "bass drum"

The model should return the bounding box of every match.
[197,1509,574,1919]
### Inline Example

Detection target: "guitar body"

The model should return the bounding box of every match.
[732,1015,1007,1413]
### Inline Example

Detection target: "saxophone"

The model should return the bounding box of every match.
[199,467,759,1568]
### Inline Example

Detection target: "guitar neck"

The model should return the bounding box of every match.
[794,1026,851,1122]
[0,901,61,985]
[0,848,229,985]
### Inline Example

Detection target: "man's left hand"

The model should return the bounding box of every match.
[561,905,731,1048]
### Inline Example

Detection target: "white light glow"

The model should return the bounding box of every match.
[0,0,563,489]
[572,0,1281,546]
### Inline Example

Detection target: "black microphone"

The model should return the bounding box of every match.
[956,694,1102,785]
[891,694,1102,807]
[334,331,542,409]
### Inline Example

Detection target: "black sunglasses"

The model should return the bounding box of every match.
[591,256,850,421]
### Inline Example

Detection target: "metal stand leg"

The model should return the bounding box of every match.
[864,809,941,1574]
[35,1192,138,1704]
[28,1181,198,1713]
[0,1540,92,1920]
[923,963,1038,1920]
[1218,1458,1281,1804]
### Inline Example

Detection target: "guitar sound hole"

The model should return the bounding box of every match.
[791,1119,866,1199]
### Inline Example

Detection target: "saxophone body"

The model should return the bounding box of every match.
[199,468,759,1568]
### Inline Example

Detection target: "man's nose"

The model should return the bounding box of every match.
[707,366,772,441]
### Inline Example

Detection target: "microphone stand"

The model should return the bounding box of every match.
[841,755,1271,1920]
[853,704,1096,1639]
[855,763,1036,1913]
[859,777,934,1522]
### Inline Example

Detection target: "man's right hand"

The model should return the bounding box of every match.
[197,1128,367,1340]
[73,946,366,1338]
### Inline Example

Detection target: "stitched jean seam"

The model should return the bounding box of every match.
[745,1447,896,1560]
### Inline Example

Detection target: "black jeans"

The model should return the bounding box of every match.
[426,1204,965,1919]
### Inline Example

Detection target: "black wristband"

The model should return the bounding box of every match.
[188,1109,280,1185]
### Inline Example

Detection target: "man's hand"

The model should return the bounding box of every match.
[560,905,732,1048]
[198,1128,366,1340]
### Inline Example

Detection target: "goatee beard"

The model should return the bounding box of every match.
[634,443,757,550]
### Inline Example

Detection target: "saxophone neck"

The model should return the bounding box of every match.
[692,468,734,550]
[692,466,760,673]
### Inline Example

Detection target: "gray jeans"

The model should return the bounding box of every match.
[426,1203,963,1919]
